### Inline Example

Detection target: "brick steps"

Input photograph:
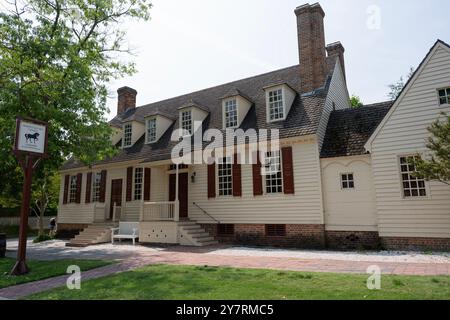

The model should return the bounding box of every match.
[66,223,116,247]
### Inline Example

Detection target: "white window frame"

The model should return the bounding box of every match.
[91,172,102,202]
[123,123,132,148]
[133,167,143,201]
[181,109,193,136]
[264,150,283,194]
[398,155,428,199]
[217,157,233,197]
[267,88,285,122]
[340,173,355,190]
[437,87,450,106]
[146,117,157,144]
[223,98,238,129]
[69,175,77,203]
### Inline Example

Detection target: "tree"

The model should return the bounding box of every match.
[31,173,60,236]
[414,114,450,186]
[350,95,363,108]
[387,67,415,101]
[0,0,152,203]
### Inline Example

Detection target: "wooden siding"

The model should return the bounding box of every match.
[371,44,450,238]
[317,60,350,150]
[321,155,378,231]
[188,142,324,224]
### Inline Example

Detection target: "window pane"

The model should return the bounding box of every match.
[268,89,284,121]
[399,156,426,198]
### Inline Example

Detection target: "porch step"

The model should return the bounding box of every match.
[66,223,117,247]
[178,222,218,247]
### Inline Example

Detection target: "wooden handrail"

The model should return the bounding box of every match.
[193,202,220,224]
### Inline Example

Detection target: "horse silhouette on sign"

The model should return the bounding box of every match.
[25,132,40,144]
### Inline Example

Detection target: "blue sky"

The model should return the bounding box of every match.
[106,0,450,119]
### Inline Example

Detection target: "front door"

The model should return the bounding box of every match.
[169,173,188,219]
[110,179,123,220]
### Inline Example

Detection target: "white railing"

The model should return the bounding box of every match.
[140,201,179,222]
[112,203,122,222]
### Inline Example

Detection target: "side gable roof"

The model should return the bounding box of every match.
[364,40,450,152]
[320,101,392,158]
[61,64,332,170]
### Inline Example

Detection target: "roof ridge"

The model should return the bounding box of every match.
[135,64,301,110]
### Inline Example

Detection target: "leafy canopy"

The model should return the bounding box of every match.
[414,114,450,186]
[0,0,151,203]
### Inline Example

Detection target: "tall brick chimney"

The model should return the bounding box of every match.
[326,41,346,80]
[117,86,137,115]
[295,3,327,93]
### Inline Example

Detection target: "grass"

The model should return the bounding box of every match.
[26,264,450,300]
[0,257,113,289]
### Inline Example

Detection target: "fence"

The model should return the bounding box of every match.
[0,216,56,230]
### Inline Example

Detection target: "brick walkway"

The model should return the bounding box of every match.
[1,247,448,299]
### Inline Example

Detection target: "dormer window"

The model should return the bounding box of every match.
[268,89,284,121]
[123,123,132,147]
[438,88,450,105]
[181,110,192,136]
[146,118,157,143]
[224,99,238,128]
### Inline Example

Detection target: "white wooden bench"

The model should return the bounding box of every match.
[111,222,139,245]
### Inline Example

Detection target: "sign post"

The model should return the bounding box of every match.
[11,117,48,275]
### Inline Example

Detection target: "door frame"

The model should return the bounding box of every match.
[169,172,189,219]
[109,179,123,220]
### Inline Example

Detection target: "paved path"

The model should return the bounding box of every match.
[1,240,449,299]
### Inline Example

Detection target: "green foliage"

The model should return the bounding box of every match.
[414,114,450,185]
[32,234,53,243]
[350,95,363,108]
[388,67,415,101]
[0,0,152,203]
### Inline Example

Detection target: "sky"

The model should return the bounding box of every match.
[105,0,450,120]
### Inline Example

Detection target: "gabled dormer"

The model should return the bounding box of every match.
[122,121,144,148]
[220,89,252,129]
[263,83,296,123]
[178,100,209,136]
[144,112,175,144]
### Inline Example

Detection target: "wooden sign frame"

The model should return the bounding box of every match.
[10,116,49,275]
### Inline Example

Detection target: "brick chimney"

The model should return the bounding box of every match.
[295,3,327,93]
[117,86,137,115]
[326,41,346,80]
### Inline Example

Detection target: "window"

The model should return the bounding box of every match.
[218,224,234,236]
[123,123,132,147]
[266,224,286,237]
[91,172,102,202]
[218,157,232,196]
[264,151,283,194]
[69,175,77,203]
[399,156,427,198]
[224,99,238,128]
[134,168,143,200]
[438,88,450,105]
[169,164,188,171]
[181,110,192,135]
[341,173,355,189]
[268,89,284,121]
[146,118,157,143]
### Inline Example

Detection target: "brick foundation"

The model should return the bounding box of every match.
[325,231,380,250]
[201,224,326,249]
[381,237,450,251]
[56,223,88,240]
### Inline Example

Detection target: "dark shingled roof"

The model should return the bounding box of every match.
[61,64,330,170]
[320,101,393,158]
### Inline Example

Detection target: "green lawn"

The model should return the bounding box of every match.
[27,264,450,300]
[0,258,113,289]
